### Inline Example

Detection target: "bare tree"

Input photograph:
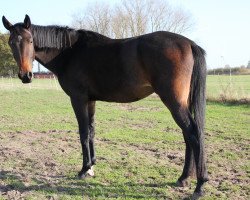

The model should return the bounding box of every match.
[72,2,111,36]
[148,0,193,34]
[166,7,193,34]
[117,0,148,37]
[111,7,130,38]
[71,12,85,30]
[71,0,194,38]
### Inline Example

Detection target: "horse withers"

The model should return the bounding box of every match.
[2,15,208,199]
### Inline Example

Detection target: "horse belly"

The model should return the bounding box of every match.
[119,84,154,102]
[94,83,154,103]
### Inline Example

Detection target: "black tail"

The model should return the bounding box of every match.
[189,44,207,135]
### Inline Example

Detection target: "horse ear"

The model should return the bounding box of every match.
[24,14,31,29]
[2,16,13,30]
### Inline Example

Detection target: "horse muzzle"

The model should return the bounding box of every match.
[18,71,33,84]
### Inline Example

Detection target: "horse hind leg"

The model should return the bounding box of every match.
[160,98,196,186]
[156,91,208,198]
[176,134,196,187]
[151,43,208,198]
[152,67,196,186]
[184,111,208,199]
[161,97,208,194]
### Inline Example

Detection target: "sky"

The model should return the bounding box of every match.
[0,0,250,70]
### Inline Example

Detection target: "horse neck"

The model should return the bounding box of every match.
[34,48,62,74]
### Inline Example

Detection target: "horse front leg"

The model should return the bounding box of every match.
[70,97,93,178]
[87,101,96,176]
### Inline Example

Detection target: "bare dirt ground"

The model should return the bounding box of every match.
[0,130,79,199]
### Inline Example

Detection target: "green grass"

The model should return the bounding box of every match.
[206,75,250,101]
[0,78,250,199]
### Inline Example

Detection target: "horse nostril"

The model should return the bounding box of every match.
[27,72,33,79]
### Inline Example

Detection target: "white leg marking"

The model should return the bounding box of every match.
[87,166,94,176]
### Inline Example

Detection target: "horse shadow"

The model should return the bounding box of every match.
[0,170,192,199]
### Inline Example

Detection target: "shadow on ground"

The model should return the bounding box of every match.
[0,170,193,199]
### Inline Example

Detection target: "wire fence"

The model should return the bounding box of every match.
[0,76,61,91]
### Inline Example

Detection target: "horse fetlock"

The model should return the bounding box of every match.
[198,176,209,185]
[192,177,208,199]
[91,157,96,165]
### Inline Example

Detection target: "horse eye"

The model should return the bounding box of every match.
[28,38,33,43]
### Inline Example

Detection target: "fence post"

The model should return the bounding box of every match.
[49,76,53,89]
[53,75,59,90]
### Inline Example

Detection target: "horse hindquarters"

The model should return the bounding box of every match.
[149,42,208,198]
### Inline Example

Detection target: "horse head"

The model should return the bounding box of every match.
[2,15,35,83]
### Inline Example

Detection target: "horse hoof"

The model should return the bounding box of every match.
[78,171,87,179]
[78,166,94,179]
[191,191,204,200]
[176,179,189,187]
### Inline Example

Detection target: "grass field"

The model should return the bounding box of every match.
[0,76,250,199]
[206,75,250,101]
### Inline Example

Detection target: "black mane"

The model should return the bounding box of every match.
[30,25,112,49]
[31,25,77,49]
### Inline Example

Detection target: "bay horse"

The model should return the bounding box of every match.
[2,15,208,199]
